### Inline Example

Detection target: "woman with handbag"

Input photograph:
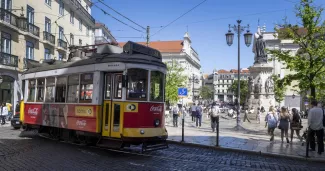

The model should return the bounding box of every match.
[279,106,290,143]
[290,108,303,142]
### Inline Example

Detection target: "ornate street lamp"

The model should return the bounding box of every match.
[225,20,253,128]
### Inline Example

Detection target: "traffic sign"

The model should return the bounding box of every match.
[178,88,188,97]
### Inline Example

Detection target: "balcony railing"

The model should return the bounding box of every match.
[43,31,55,44]
[0,8,19,27]
[70,0,95,24]
[0,52,18,67]
[28,23,40,37]
[58,39,67,49]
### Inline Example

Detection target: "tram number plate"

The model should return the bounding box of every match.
[16,121,20,124]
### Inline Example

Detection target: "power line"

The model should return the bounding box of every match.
[98,0,146,30]
[93,3,144,33]
[150,0,208,37]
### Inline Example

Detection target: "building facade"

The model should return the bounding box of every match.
[203,68,250,102]
[94,22,117,45]
[0,0,95,109]
[119,32,202,104]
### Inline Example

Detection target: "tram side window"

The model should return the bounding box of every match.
[80,73,93,103]
[67,75,79,103]
[45,77,55,102]
[127,69,148,101]
[114,75,122,99]
[150,71,164,102]
[36,78,45,102]
[27,79,36,102]
[56,77,67,103]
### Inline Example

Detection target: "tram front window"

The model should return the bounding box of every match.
[36,78,45,102]
[127,69,148,100]
[150,71,164,102]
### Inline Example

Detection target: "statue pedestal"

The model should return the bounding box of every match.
[246,63,275,120]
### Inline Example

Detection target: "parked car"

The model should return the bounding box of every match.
[11,112,21,129]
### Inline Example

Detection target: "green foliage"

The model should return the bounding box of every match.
[199,85,213,100]
[165,60,187,104]
[272,75,287,103]
[229,80,248,105]
[268,0,325,100]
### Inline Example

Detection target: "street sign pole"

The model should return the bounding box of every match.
[177,87,187,143]
[181,97,184,142]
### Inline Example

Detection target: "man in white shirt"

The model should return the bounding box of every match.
[191,103,197,122]
[308,100,324,155]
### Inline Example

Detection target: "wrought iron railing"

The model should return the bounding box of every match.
[0,52,18,67]
[58,39,67,49]
[43,31,55,44]
[0,8,19,27]
[28,23,40,37]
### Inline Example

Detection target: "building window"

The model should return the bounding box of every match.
[1,32,11,54]
[44,48,51,59]
[26,41,34,59]
[70,10,74,24]
[45,17,51,33]
[86,26,89,36]
[45,0,51,6]
[70,34,74,45]
[79,39,82,46]
[79,19,82,31]
[58,52,64,60]
[86,5,88,12]
[27,5,34,24]
[1,0,12,10]
[59,0,64,15]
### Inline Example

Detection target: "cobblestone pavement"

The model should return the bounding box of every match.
[165,112,325,161]
[1,126,325,171]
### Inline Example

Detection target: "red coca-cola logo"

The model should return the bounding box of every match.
[76,120,87,127]
[150,105,163,112]
[28,108,39,116]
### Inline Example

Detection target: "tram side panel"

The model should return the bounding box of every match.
[24,103,101,133]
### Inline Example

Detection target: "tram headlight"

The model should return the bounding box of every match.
[154,119,160,127]
[140,130,145,134]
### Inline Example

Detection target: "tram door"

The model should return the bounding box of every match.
[102,73,123,138]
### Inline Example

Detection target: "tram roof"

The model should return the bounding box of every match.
[23,42,167,74]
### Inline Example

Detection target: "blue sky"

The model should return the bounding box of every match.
[92,0,324,74]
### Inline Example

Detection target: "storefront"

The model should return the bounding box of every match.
[0,70,21,112]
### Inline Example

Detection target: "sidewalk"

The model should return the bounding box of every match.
[165,114,325,162]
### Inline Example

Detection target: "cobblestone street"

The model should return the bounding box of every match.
[0,126,325,171]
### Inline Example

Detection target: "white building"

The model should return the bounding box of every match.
[119,32,202,104]
[0,0,95,110]
[94,22,117,45]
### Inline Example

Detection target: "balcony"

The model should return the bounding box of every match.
[0,52,18,67]
[0,8,19,30]
[58,39,67,50]
[27,23,40,37]
[43,31,55,45]
[69,0,95,24]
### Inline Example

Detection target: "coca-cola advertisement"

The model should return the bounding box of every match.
[24,104,42,125]
[67,117,97,132]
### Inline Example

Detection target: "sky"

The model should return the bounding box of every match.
[91,0,325,74]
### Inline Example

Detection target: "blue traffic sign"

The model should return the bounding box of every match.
[178,88,188,96]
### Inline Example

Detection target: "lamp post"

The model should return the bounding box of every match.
[225,20,253,127]
[189,74,199,102]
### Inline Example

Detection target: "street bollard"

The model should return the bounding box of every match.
[305,128,309,158]
[181,117,184,142]
[216,116,219,147]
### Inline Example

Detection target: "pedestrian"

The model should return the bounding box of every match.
[6,101,12,121]
[172,104,179,127]
[307,100,324,155]
[261,106,265,113]
[265,106,278,141]
[256,107,261,124]
[243,108,251,123]
[196,104,203,128]
[209,102,220,132]
[290,108,302,142]
[278,106,290,143]
[0,102,8,125]
[191,103,197,122]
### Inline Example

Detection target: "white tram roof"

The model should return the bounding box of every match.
[23,41,166,74]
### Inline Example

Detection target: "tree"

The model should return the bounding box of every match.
[269,0,325,100]
[229,80,248,105]
[272,75,287,104]
[165,60,187,105]
[199,85,213,100]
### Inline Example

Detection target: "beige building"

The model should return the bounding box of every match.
[0,0,95,108]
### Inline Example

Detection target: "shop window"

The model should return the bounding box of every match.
[150,71,164,102]
[36,78,45,102]
[80,73,93,103]
[127,69,148,101]
[67,75,79,103]
[27,79,36,102]
[45,77,55,102]
[55,76,67,102]
[114,75,122,99]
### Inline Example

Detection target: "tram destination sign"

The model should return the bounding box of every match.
[123,41,162,59]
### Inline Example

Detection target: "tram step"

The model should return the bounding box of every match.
[96,138,123,149]
[142,142,168,152]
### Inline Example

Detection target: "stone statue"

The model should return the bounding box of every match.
[255,77,262,93]
[265,76,274,93]
[253,27,267,63]
[248,76,254,93]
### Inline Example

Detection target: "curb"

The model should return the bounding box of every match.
[167,140,325,163]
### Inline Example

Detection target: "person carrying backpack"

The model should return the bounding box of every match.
[196,104,203,128]
[290,108,302,142]
[265,106,278,142]
[209,102,220,132]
